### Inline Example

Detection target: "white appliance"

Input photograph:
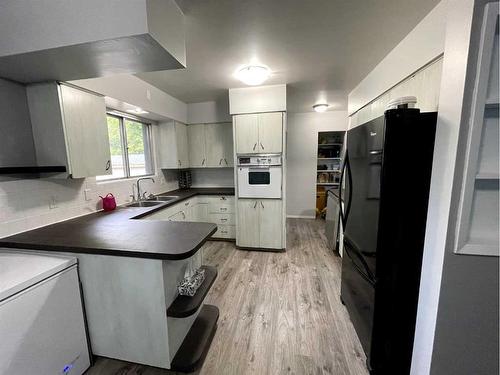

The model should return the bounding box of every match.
[237,155,282,198]
[0,251,90,375]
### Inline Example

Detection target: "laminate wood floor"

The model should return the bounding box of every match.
[85,219,368,375]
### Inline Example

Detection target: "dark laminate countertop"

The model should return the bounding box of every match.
[0,187,235,261]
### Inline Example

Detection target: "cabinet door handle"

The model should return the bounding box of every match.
[178,159,181,167]
[105,160,111,171]
[220,207,227,211]
[260,201,264,208]
[253,201,258,208]
[220,196,226,201]
[202,158,205,166]
[221,218,228,222]
[260,142,264,150]
[219,158,223,165]
[182,212,186,219]
[253,142,257,150]
[221,230,228,234]
[224,158,228,165]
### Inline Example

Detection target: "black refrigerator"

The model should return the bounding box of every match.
[339,108,436,375]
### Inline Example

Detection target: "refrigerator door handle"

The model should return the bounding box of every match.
[344,235,376,283]
[339,151,352,228]
[344,245,375,286]
[340,153,353,228]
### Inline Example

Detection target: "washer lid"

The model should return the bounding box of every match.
[0,250,76,301]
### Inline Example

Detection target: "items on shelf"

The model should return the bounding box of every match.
[317,172,341,184]
[318,133,343,144]
[178,267,206,297]
[318,147,341,158]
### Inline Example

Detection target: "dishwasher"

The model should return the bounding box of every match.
[325,189,341,253]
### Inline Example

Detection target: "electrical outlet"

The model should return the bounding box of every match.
[49,196,58,209]
[84,188,92,201]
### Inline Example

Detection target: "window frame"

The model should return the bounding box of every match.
[97,110,156,182]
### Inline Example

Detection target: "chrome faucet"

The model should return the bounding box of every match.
[136,177,155,201]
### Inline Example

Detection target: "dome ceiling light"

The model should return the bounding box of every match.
[235,64,271,86]
[313,103,329,112]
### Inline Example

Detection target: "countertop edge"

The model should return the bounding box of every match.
[0,226,218,261]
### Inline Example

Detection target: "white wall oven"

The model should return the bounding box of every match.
[237,155,282,198]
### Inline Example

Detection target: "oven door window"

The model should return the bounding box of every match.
[249,171,270,185]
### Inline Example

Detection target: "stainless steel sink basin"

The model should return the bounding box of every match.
[150,195,180,201]
[126,201,163,208]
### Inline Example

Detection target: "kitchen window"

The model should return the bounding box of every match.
[97,113,154,181]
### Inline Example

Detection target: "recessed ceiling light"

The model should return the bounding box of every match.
[235,64,271,86]
[313,103,329,112]
[126,107,149,115]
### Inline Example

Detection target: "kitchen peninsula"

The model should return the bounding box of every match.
[0,188,234,372]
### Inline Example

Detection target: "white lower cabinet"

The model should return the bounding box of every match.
[141,195,235,239]
[236,199,260,248]
[258,199,283,249]
[236,199,283,249]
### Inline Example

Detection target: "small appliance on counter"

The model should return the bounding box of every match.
[100,193,116,211]
[178,170,192,189]
[237,154,282,198]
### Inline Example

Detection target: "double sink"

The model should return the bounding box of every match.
[126,195,180,208]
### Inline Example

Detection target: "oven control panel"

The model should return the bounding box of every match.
[237,155,282,166]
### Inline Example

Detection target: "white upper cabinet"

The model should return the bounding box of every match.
[159,121,233,169]
[158,121,189,169]
[176,122,190,168]
[27,83,111,178]
[234,114,259,154]
[234,112,283,154]
[258,112,283,153]
[188,124,206,167]
[205,122,233,167]
[222,122,234,166]
[205,123,224,167]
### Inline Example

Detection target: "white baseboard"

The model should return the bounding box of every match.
[286,215,316,219]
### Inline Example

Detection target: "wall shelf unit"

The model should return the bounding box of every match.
[316,131,345,216]
[454,3,499,257]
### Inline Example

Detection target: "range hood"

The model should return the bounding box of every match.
[0,0,186,83]
[0,78,67,177]
[0,166,67,175]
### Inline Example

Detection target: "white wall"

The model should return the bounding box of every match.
[0,0,147,56]
[187,99,231,124]
[229,84,286,114]
[414,1,499,374]
[0,125,178,239]
[71,75,188,123]
[0,78,36,167]
[190,168,234,188]
[286,111,348,218]
[348,0,446,115]
[349,57,443,129]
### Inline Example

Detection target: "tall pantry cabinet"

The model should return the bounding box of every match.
[230,83,288,252]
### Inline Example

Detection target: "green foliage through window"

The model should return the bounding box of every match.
[98,114,154,180]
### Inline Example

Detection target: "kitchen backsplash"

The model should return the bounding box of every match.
[0,171,178,238]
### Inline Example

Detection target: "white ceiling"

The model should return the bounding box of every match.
[136,0,439,112]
